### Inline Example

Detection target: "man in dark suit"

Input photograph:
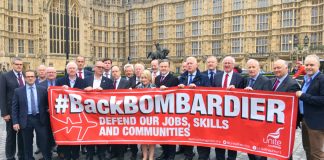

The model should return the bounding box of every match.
[212,56,244,160]
[178,57,210,160]
[0,57,25,160]
[123,64,134,81]
[202,56,220,85]
[35,64,47,84]
[296,54,324,160]
[56,61,85,160]
[76,56,93,79]
[110,65,131,160]
[129,63,145,88]
[243,59,269,160]
[155,59,179,160]
[84,61,113,160]
[102,58,112,79]
[267,59,300,160]
[12,70,51,160]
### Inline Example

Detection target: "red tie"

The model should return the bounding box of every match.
[113,80,117,89]
[78,71,82,79]
[223,73,229,88]
[272,79,280,91]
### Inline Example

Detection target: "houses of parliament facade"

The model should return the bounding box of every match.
[0,0,324,72]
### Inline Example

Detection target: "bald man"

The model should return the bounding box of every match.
[36,65,47,84]
[296,54,324,160]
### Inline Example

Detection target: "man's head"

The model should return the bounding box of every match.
[273,59,289,78]
[102,58,112,72]
[111,65,121,80]
[181,61,187,74]
[186,57,198,73]
[246,59,260,78]
[159,59,170,75]
[66,61,78,77]
[12,57,23,73]
[94,61,105,76]
[134,63,145,77]
[296,61,303,68]
[151,59,159,72]
[222,56,235,73]
[37,65,47,79]
[124,64,134,78]
[206,56,218,70]
[304,54,320,77]
[46,67,57,81]
[25,70,36,85]
[76,56,85,70]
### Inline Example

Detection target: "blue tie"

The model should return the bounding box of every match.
[299,77,311,114]
[30,86,37,115]
[209,71,214,84]
[189,74,193,85]
[248,79,255,87]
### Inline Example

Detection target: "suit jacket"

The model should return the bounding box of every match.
[55,76,85,89]
[84,76,113,90]
[38,79,56,89]
[201,70,221,76]
[117,78,131,89]
[129,75,140,88]
[266,75,300,92]
[212,71,244,89]
[84,69,93,79]
[179,70,210,87]
[0,70,23,116]
[243,74,270,91]
[299,73,324,129]
[11,85,49,129]
[155,73,179,88]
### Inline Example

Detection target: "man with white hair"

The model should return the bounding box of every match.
[124,64,134,80]
[212,56,244,160]
[55,61,85,160]
[36,64,47,84]
[296,54,324,160]
[129,63,145,88]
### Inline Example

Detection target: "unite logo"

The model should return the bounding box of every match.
[263,127,284,149]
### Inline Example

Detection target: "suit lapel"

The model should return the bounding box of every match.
[306,73,320,93]
[100,77,106,88]
[276,76,288,92]
[9,71,20,87]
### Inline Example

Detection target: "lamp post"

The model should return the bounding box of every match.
[303,35,309,62]
[65,0,70,66]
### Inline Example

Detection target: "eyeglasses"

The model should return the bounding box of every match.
[14,64,23,66]
[26,76,35,78]
[96,66,104,69]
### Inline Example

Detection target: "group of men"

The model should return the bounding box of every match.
[0,54,323,160]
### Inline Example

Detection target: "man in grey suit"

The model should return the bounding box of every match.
[243,59,269,160]
[0,57,25,160]
[112,65,130,89]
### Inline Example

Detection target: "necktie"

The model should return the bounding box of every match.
[30,86,37,115]
[188,74,193,85]
[209,71,214,84]
[50,80,54,86]
[17,73,24,87]
[78,71,82,79]
[272,79,280,91]
[160,76,165,83]
[299,77,312,114]
[248,78,255,87]
[113,80,117,89]
[223,73,229,88]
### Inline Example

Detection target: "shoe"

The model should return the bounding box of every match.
[156,153,167,160]
[81,146,87,154]
[130,155,137,160]
[34,148,41,154]
[166,157,175,160]
[97,154,105,160]
[184,157,193,160]
[176,149,184,154]
[86,155,94,160]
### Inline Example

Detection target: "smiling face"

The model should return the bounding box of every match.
[25,71,36,85]
[304,56,320,77]
[207,57,217,70]
[222,57,235,73]
[12,59,23,73]
[186,57,198,73]
[247,59,260,78]
[273,60,288,78]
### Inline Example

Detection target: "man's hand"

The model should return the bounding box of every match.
[178,84,185,89]
[227,85,235,90]
[62,85,69,89]
[160,85,168,90]
[296,91,303,98]
[84,87,93,91]
[244,87,253,91]
[188,84,197,88]
[13,124,20,132]
[2,115,10,122]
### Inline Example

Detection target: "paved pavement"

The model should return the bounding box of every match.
[0,119,306,160]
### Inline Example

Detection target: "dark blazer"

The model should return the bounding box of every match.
[299,73,324,130]
[201,70,221,76]
[212,71,244,88]
[266,75,300,92]
[38,79,56,89]
[84,69,93,79]
[117,78,131,89]
[243,74,270,90]
[179,70,210,87]
[84,76,114,90]
[129,75,140,88]
[56,76,85,89]
[11,85,49,129]
[155,73,179,88]
[0,70,23,116]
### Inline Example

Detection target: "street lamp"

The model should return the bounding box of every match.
[302,35,309,62]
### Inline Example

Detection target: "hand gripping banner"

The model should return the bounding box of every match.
[48,86,298,159]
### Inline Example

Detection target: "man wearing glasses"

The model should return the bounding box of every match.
[0,57,25,160]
